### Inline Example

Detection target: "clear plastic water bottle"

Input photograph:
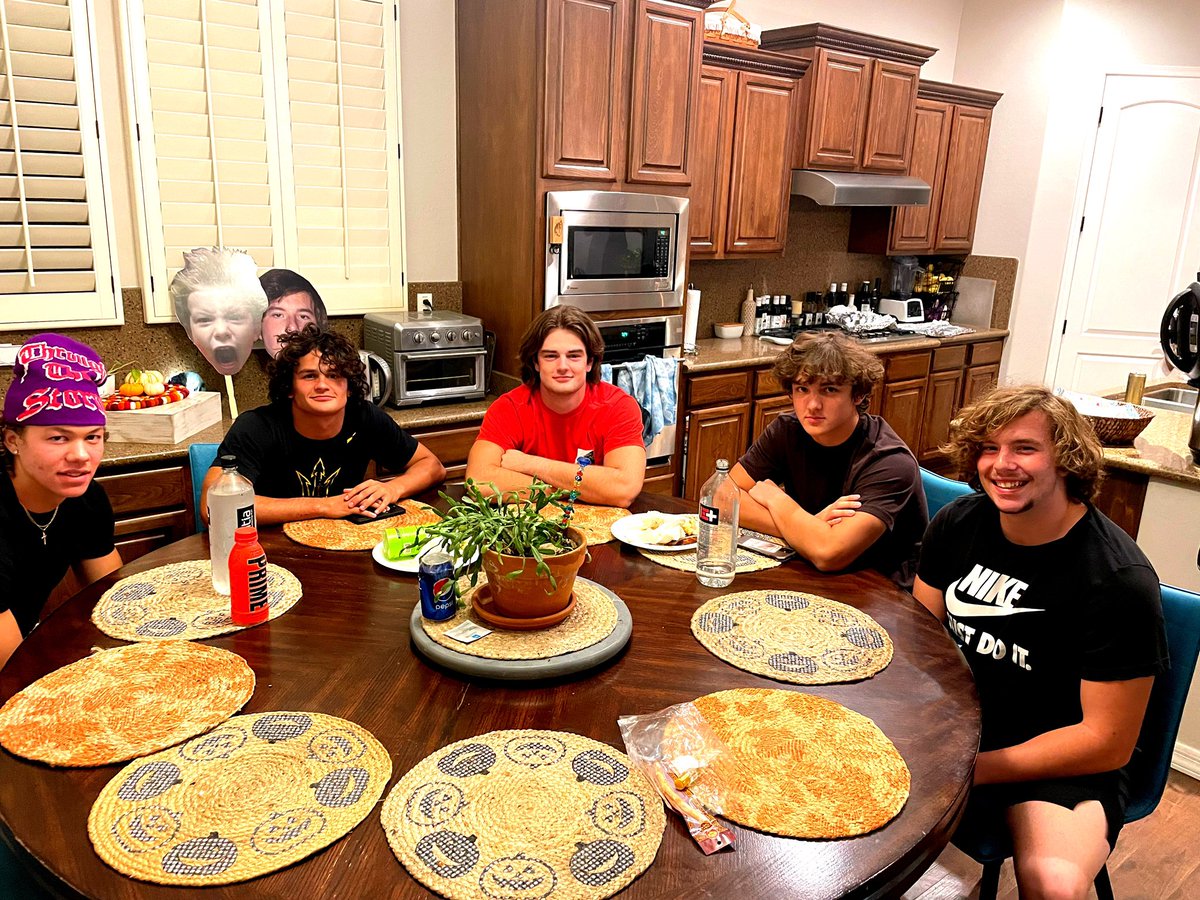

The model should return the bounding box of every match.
[207,455,256,595]
[696,458,739,588]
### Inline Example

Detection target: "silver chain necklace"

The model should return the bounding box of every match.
[22,504,59,546]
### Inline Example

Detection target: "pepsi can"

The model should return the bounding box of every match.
[418,549,458,621]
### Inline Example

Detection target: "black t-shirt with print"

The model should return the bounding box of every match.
[215,399,419,498]
[918,493,1168,752]
[0,472,115,636]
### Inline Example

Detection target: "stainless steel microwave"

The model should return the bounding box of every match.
[545,190,689,312]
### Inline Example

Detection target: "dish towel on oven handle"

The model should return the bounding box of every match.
[601,355,678,449]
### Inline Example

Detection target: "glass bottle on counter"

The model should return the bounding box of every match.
[824,282,838,310]
[696,459,740,588]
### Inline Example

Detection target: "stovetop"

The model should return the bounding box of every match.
[758,325,919,346]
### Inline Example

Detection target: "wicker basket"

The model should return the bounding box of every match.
[1083,404,1155,445]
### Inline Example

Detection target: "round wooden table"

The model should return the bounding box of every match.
[0,493,979,899]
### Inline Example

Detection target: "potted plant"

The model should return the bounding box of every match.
[423,479,588,621]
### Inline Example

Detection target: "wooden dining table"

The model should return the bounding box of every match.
[0,491,980,899]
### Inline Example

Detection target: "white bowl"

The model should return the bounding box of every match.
[713,322,744,339]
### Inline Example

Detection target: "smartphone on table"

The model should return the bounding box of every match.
[345,504,407,526]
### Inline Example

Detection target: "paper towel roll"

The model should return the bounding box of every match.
[684,288,700,353]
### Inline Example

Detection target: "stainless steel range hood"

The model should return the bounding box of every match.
[791,170,931,206]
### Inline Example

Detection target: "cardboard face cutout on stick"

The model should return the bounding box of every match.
[170,247,267,377]
[258,269,330,358]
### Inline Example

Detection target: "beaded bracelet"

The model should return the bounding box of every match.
[561,456,592,526]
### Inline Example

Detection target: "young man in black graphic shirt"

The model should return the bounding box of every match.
[201,328,444,525]
[914,386,1167,899]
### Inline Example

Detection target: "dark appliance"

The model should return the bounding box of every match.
[1159,272,1200,463]
[598,314,682,462]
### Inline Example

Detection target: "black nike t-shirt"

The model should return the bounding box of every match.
[918,493,1168,751]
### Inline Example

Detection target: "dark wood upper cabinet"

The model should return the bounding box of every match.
[626,0,704,185]
[889,98,952,252]
[760,24,935,175]
[688,65,736,255]
[935,103,993,252]
[542,0,630,181]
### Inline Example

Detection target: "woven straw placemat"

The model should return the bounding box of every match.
[92,560,302,641]
[283,499,442,550]
[89,711,390,886]
[542,504,629,545]
[421,576,618,660]
[690,590,893,684]
[637,546,781,573]
[689,688,909,839]
[382,729,664,900]
[0,642,254,767]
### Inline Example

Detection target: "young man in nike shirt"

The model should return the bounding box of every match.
[914,386,1167,899]
[467,305,645,507]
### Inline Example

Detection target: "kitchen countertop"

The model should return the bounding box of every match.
[683,327,1009,373]
[1101,406,1200,487]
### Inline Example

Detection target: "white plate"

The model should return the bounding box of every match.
[610,512,699,553]
[371,537,478,574]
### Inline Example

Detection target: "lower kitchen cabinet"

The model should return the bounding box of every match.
[97,461,194,564]
[753,394,793,439]
[881,377,927,451]
[683,402,751,499]
[406,420,482,484]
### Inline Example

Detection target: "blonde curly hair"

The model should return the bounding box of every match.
[945,385,1104,503]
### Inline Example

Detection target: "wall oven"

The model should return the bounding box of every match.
[364,310,487,407]
[598,314,682,462]
[545,191,689,312]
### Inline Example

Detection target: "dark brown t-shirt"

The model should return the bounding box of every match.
[738,412,928,589]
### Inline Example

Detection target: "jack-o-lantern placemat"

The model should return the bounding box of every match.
[382,729,665,900]
[421,577,619,660]
[92,560,302,642]
[637,546,781,574]
[542,504,629,546]
[283,500,442,551]
[88,712,390,886]
[0,642,254,767]
[688,688,909,839]
[690,590,893,684]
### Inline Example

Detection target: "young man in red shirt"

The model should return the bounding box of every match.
[468,305,645,507]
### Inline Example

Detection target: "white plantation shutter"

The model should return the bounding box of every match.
[126,0,404,322]
[0,0,119,328]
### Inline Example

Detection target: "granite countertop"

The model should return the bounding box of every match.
[683,327,1010,373]
[1102,407,1200,487]
[101,395,501,468]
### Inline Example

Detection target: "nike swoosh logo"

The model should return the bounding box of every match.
[945,582,1044,618]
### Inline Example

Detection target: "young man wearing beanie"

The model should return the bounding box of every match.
[1,333,121,668]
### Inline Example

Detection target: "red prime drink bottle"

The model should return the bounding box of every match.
[229,526,270,626]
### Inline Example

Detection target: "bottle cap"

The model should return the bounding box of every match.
[220,454,237,466]
[716,458,729,471]
[234,526,258,542]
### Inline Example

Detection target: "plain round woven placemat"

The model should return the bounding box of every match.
[88,711,391,886]
[421,576,619,660]
[542,504,629,545]
[690,589,893,684]
[637,546,781,573]
[688,688,909,839]
[92,560,302,641]
[0,642,254,767]
[283,499,442,550]
[382,729,665,900]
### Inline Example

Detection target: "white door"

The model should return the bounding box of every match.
[1051,73,1200,394]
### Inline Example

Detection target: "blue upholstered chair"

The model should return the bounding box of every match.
[187,442,220,532]
[919,467,973,518]
[954,583,1200,900]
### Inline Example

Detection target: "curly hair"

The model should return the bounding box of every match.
[267,326,368,404]
[169,247,266,336]
[518,305,604,388]
[945,384,1104,503]
[771,331,884,412]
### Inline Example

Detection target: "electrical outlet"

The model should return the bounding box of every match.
[417,292,433,313]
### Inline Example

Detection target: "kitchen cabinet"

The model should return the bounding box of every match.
[759,24,934,174]
[878,350,931,452]
[98,462,194,564]
[848,81,1002,256]
[919,344,967,458]
[688,44,805,258]
[961,339,1003,408]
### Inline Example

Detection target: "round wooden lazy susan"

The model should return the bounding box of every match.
[381,729,665,900]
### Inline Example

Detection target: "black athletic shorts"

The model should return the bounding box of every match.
[957,769,1129,851]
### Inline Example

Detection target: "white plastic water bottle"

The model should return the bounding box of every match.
[207,455,256,595]
[696,458,739,588]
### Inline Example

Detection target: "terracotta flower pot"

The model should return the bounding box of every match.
[480,526,586,619]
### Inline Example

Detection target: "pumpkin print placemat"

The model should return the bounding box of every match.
[382,729,665,900]
[422,576,619,660]
[688,688,909,839]
[283,499,442,551]
[0,642,254,767]
[637,546,781,574]
[543,504,629,546]
[88,712,390,886]
[690,590,893,684]
[92,561,302,641]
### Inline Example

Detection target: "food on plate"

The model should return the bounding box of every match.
[636,513,698,546]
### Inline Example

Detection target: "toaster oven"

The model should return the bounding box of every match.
[363,310,487,407]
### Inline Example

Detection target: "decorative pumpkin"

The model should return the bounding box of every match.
[589,791,646,838]
[403,782,467,827]
[113,806,181,853]
[437,743,497,779]
[179,727,247,762]
[160,832,238,877]
[479,853,557,899]
[569,839,635,886]
[251,713,313,743]
[503,735,567,769]
[570,749,629,786]
[250,808,327,855]
[310,766,370,808]
[307,729,368,764]
[414,830,479,880]
[116,761,182,802]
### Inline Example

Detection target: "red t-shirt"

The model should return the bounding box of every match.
[478,382,644,464]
